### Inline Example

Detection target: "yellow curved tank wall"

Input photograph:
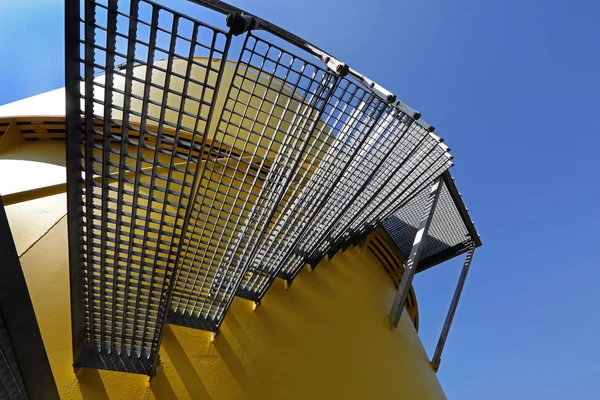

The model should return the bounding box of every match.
[0,121,447,400]
[13,208,445,399]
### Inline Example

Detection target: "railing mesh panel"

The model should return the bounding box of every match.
[169,32,336,327]
[236,75,388,298]
[67,0,230,372]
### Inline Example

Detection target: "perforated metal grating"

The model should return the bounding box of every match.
[66,0,232,373]
[277,122,452,279]
[383,171,479,272]
[234,76,387,299]
[65,0,478,375]
[168,33,338,329]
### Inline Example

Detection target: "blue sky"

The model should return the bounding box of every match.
[1,0,599,398]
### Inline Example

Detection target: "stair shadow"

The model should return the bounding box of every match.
[160,325,212,400]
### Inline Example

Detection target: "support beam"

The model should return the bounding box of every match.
[431,246,475,372]
[388,176,443,329]
[0,196,60,399]
[64,0,85,373]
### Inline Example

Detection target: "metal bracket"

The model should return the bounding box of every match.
[224,11,349,76]
[349,67,396,103]
[226,12,259,35]
[307,45,349,76]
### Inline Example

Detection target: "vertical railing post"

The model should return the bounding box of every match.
[431,246,475,371]
[64,0,86,370]
[388,175,443,329]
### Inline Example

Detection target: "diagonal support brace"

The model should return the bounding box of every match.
[430,246,475,372]
[388,176,443,329]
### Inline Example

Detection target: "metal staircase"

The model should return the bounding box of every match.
[60,0,480,377]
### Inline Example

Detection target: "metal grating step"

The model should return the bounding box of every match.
[168,31,338,331]
[66,0,231,374]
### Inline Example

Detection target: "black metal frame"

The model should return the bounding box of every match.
[0,197,60,400]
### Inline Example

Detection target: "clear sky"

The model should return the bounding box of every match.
[1,0,599,398]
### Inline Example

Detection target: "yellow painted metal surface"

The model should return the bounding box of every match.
[2,157,444,400]
[0,145,444,399]
[15,214,445,399]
